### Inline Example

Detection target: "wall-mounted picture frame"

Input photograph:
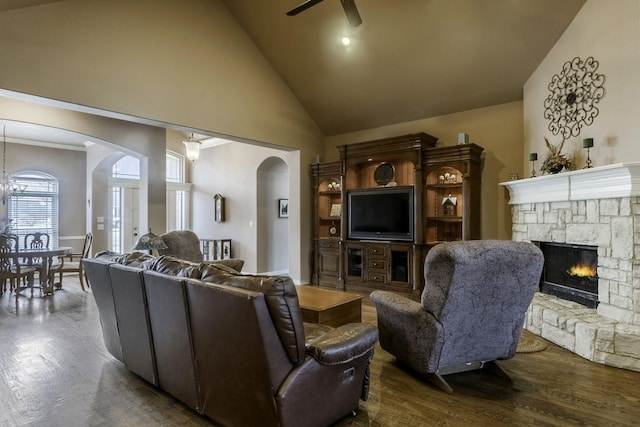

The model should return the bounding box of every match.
[201,239,214,261]
[278,199,289,218]
[221,239,232,259]
[214,240,223,260]
[214,194,225,223]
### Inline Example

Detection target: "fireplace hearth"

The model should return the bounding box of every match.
[537,242,598,308]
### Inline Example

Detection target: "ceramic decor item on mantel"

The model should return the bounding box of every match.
[541,137,572,174]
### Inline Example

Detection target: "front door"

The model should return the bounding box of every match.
[109,184,139,253]
[122,187,140,252]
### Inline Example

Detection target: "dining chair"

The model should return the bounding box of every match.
[24,232,50,249]
[24,232,50,283]
[50,232,93,291]
[0,234,37,298]
[0,233,19,295]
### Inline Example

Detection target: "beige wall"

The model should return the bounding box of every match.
[324,101,524,240]
[0,0,324,150]
[190,142,300,278]
[0,142,87,251]
[88,151,113,254]
[524,0,640,168]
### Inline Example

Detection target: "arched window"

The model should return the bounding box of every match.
[108,152,190,252]
[8,171,59,247]
[112,155,141,179]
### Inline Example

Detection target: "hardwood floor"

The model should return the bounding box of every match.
[1,279,639,426]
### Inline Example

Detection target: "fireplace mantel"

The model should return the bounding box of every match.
[500,163,640,204]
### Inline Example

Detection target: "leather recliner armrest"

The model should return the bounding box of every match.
[306,323,378,365]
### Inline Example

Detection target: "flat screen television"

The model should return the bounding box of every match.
[347,187,414,242]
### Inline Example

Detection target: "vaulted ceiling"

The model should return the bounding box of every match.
[0,0,586,144]
[221,0,586,135]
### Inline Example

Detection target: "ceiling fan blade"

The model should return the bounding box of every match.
[341,0,362,27]
[286,0,326,16]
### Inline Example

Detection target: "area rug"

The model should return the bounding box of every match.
[516,330,548,353]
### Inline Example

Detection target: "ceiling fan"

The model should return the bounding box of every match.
[286,0,362,27]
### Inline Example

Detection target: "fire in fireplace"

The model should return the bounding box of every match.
[537,242,599,308]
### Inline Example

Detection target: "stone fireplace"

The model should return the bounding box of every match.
[501,163,640,372]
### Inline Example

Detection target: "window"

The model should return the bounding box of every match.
[109,157,140,253]
[108,153,190,252]
[166,151,190,231]
[166,151,184,183]
[8,171,59,247]
[112,156,140,179]
[111,186,122,253]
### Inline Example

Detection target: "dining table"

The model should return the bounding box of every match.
[17,246,73,295]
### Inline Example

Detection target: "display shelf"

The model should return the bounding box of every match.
[311,162,343,287]
[426,183,463,189]
[427,216,462,221]
[426,165,464,242]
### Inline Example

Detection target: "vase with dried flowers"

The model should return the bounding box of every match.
[541,137,572,174]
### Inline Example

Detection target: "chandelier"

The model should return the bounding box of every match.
[1,126,27,205]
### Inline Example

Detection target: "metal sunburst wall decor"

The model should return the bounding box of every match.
[543,56,606,139]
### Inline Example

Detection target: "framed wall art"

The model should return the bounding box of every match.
[214,239,223,260]
[543,56,606,138]
[214,194,225,222]
[221,239,232,259]
[278,199,289,218]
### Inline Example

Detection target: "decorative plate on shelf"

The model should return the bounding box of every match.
[374,162,395,186]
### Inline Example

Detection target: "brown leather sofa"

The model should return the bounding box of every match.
[84,254,379,427]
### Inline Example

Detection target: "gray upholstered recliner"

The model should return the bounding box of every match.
[158,230,244,272]
[158,230,203,263]
[370,240,544,393]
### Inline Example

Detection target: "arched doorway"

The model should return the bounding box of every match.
[256,157,289,274]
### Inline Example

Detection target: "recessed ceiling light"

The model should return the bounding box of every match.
[341,36,351,46]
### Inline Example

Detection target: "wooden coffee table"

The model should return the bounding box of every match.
[296,286,363,327]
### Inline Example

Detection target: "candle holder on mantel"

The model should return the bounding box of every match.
[583,138,594,169]
[529,153,538,177]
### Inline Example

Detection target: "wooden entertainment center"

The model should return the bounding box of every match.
[310,133,483,296]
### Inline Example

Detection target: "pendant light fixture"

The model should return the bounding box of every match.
[183,133,201,162]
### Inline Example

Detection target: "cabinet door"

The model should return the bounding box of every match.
[390,249,410,283]
[346,245,364,279]
[317,240,340,286]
